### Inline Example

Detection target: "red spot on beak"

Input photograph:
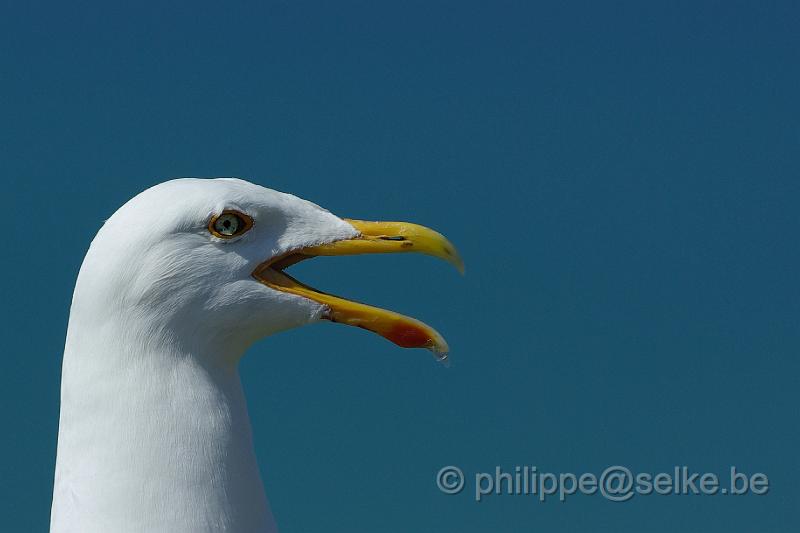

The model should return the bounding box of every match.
[386,323,432,348]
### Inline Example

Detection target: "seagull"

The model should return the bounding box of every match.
[50,177,462,533]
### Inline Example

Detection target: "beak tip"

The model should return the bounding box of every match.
[444,246,465,275]
[430,345,450,366]
[427,333,450,364]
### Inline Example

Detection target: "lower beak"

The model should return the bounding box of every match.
[252,219,463,361]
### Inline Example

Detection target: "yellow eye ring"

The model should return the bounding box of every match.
[208,210,253,238]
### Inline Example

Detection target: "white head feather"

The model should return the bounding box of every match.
[51,178,357,533]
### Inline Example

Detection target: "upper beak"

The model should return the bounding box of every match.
[252,219,463,362]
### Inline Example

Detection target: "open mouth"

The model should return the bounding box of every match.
[252,219,463,362]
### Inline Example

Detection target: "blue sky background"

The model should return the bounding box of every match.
[2,1,798,531]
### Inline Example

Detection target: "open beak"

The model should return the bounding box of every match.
[252,219,463,362]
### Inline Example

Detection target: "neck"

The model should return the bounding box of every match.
[51,318,277,533]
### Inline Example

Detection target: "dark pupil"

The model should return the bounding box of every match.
[217,215,239,235]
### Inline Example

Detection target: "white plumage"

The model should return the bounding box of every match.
[51,177,460,532]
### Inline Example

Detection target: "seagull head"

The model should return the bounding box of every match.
[77,177,462,361]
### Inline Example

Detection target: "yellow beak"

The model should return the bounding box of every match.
[252,219,463,361]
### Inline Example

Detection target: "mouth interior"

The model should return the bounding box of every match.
[255,253,335,302]
[252,250,450,360]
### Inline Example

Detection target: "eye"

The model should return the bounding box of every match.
[208,210,253,238]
